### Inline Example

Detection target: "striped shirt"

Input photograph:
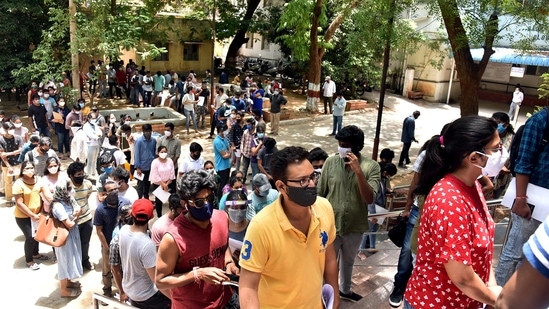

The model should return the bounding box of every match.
[523,218,549,279]
[75,179,93,224]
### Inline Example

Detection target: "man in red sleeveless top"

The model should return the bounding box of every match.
[155,169,239,309]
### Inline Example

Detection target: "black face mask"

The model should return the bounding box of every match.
[285,185,317,207]
[106,191,118,206]
[72,176,84,186]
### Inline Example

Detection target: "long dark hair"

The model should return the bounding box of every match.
[415,116,497,195]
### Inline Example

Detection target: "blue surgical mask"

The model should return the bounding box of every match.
[497,123,505,134]
[246,125,252,130]
[79,103,85,108]
[257,133,264,138]
[103,166,113,174]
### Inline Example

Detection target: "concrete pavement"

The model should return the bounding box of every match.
[0,92,521,308]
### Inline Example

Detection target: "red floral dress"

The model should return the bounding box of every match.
[405,174,495,309]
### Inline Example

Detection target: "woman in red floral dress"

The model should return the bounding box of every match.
[404,116,503,309]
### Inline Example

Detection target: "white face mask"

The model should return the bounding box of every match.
[159,152,168,159]
[14,123,22,128]
[477,147,509,177]
[38,92,43,97]
[7,129,15,135]
[314,168,322,175]
[228,208,247,223]
[223,129,230,137]
[230,114,236,119]
[164,131,172,137]
[58,101,65,107]
[338,146,352,159]
[48,166,59,174]
[125,120,130,125]
[43,94,50,99]
[110,118,116,123]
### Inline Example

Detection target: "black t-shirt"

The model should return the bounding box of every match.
[199,88,210,98]
[270,95,288,113]
[28,104,49,128]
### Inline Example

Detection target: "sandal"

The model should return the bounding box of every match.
[27,262,40,270]
[61,289,81,298]
[67,281,81,289]
[33,254,49,261]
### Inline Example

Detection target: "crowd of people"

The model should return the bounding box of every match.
[4,65,549,309]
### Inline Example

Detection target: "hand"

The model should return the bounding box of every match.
[401,209,411,218]
[32,214,40,222]
[119,292,128,303]
[136,168,142,176]
[226,262,240,275]
[345,152,361,172]
[197,267,230,285]
[0,152,8,158]
[161,184,168,191]
[512,198,532,219]
[370,218,378,224]
[267,174,273,181]
[488,285,503,304]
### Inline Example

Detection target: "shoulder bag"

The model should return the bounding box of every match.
[34,210,69,247]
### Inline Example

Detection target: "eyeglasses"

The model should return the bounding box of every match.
[286,172,319,188]
[187,193,215,208]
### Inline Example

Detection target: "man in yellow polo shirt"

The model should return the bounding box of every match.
[239,146,340,309]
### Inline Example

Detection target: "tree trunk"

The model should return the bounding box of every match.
[223,0,262,69]
[437,0,496,116]
[225,32,248,69]
[305,0,323,113]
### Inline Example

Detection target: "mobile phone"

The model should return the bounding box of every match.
[344,157,350,163]
[512,199,535,213]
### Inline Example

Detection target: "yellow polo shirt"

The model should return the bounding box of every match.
[239,195,336,308]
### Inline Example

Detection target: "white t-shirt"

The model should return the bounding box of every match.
[182,93,196,111]
[178,155,205,174]
[323,80,336,97]
[118,185,139,204]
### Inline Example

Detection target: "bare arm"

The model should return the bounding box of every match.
[402,171,419,217]
[444,260,500,306]
[323,243,340,309]
[95,225,109,249]
[111,264,127,302]
[496,260,549,309]
[145,267,171,299]
[15,194,40,219]
[239,268,262,309]
[513,173,532,219]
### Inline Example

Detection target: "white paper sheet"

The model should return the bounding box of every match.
[31,218,39,237]
[133,171,144,181]
[197,96,205,106]
[229,238,243,254]
[153,186,170,204]
[502,177,549,222]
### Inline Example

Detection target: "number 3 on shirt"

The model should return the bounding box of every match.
[241,240,252,260]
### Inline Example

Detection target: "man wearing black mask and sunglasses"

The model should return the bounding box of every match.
[239,146,339,309]
[155,169,239,308]
[93,180,131,299]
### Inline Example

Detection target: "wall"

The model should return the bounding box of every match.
[120,18,214,76]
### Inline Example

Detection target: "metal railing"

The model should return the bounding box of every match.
[92,293,136,309]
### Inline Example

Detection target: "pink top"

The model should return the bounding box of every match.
[151,213,174,246]
[149,158,175,184]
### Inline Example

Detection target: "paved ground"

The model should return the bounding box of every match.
[0,91,526,308]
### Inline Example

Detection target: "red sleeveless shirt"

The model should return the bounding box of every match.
[167,209,233,309]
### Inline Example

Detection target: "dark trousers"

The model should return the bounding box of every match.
[323,96,333,114]
[399,142,412,165]
[89,80,97,94]
[137,170,151,199]
[57,130,70,154]
[144,91,153,106]
[15,217,39,263]
[152,184,172,217]
[216,168,231,200]
[108,82,116,98]
[209,114,216,136]
[37,126,51,138]
[78,219,93,267]
[130,290,171,309]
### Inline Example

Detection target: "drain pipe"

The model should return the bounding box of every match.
[446,58,455,104]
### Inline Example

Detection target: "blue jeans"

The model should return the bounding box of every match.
[495,213,541,285]
[332,115,342,134]
[183,109,197,131]
[360,222,379,249]
[57,130,70,154]
[393,206,419,289]
[403,299,414,309]
[37,126,51,137]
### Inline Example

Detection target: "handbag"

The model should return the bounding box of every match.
[34,211,69,247]
[388,215,408,248]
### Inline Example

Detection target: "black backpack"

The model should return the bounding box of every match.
[509,106,549,176]
[95,147,118,175]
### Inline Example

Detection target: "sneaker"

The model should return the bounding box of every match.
[339,291,363,303]
[389,286,404,307]
[398,164,408,169]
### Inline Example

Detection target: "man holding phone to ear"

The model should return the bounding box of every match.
[318,125,380,302]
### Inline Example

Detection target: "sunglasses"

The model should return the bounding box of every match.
[187,193,215,208]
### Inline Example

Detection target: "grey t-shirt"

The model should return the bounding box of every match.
[258,147,278,174]
[118,225,158,301]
